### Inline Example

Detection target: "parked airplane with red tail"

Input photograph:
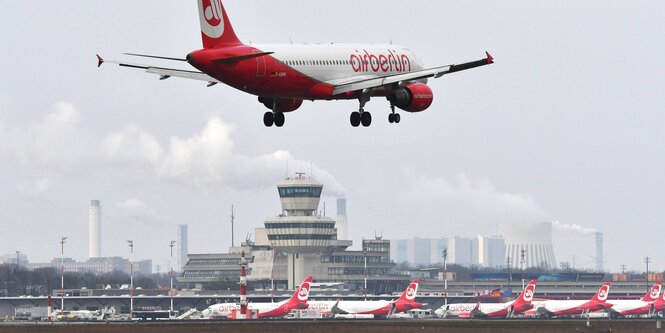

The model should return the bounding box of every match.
[535,282,612,318]
[98,0,493,127]
[607,283,662,318]
[436,280,537,318]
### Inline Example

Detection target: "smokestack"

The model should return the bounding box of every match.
[89,200,101,258]
[336,198,348,241]
[595,232,603,272]
[177,224,189,271]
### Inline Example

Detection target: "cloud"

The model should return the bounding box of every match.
[113,199,161,224]
[102,115,345,195]
[400,173,547,234]
[0,102,88,169]
[17,177,52,196]
[552,221,598,235]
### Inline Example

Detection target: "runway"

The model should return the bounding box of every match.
[1,319,664,333]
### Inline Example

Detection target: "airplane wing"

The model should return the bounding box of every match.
[331,52,493,95]
[96,54,220,86]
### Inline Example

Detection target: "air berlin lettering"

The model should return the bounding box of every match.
[350,49,412,73]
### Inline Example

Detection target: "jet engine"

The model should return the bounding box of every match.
[390,83,434,112]
[258,97,303,112]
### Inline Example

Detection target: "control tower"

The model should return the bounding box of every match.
[264,173,338,288]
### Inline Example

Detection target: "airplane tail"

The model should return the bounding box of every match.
[397,280,420,303]
[197,0,242,48]
[641,283,662,302]
[513,280,537,307]
[286,276,312,309]
[591,282,611,303]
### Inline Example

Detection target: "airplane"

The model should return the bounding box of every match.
[535,282,612,318]
[97,0,493,128]
[606,283,662,318]
[201,276,312,319]
[306,280,422,317]
[435,280,537,318]
[653,288,665,315]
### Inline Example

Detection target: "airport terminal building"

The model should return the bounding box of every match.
[179,175,408,293]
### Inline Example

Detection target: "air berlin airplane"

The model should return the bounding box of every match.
[306,280,422,317]
[606,283,661,318]
[535,282,612,318]
[97,0,494,127]
[201,276,312,318]
[436,280,537,318]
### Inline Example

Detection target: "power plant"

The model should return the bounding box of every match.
[500,221,557,269]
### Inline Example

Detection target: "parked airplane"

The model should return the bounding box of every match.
[435,280,537,318]
[653,288,665,314]
[306,280,422,317]
[607,283,662,318]
[201,276,312,318]
[97,0,493,127]
[535,282,612,318]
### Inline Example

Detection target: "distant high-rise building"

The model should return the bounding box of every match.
[448,237,473,266]
[391,237,447,267]
[473,235,506,268]
[178,224,188,271]
[336,198,348,241]
[89,200,101,258]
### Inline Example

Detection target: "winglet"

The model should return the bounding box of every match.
[485,51,494,64]
[96,54,104,68]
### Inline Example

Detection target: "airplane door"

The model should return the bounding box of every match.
[254,50,266,77]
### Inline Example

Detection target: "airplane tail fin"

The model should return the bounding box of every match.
[591,282,611,303]
[641,283,662,302]
[514,280,537,305]
[397,280,420,303]
[287,276,312,308]
[197,0,242,48]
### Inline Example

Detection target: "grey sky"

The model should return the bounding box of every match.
[1,1,664,272]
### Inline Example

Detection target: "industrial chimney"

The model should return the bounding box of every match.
[89,200,101,258]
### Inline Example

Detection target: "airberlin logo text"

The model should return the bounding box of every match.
[350,50,412,73]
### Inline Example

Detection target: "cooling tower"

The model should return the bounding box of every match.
[89,200,101,258]
[499,221,556,269]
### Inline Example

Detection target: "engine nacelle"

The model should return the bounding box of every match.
[391,83,434,112]
[258,97,303,113]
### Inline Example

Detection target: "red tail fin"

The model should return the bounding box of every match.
[197,0,242,48]
[397,280,420,303]
[591,282,611,303]
[642,283,662,302]
[514,280,537,306]
[287,276,312,307]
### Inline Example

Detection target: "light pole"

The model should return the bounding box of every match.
[60,237,67,314]
[520,249,527,290]
[127,240,134,319]
[169,240,176,315]
[506,256,512,288]
[442,248,448,309]
[363,251,368,301]
[645,256,651,293]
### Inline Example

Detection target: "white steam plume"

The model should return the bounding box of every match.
[552,221,598,235]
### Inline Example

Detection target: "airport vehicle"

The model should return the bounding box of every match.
[606,283,661,318]
[98,0,493,127]
[307,280,422,317]
[535,282,612,318]
[201,276,312,318]
[435,280,537,318]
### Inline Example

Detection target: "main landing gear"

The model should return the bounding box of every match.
[388,102,401,124]
[264,100,285,127]
[349,90,402,127]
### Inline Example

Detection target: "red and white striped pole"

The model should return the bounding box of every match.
[239,251,248,317]
[47,295,52,321]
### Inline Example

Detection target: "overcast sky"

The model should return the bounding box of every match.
[1,1,664,273]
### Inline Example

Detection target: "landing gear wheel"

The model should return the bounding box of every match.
[394,113,401,123]
[350,112,361,127]
[361,112,372,127]
[274,112,285,127]
[388,113,395,123]
[263,112,274,127]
